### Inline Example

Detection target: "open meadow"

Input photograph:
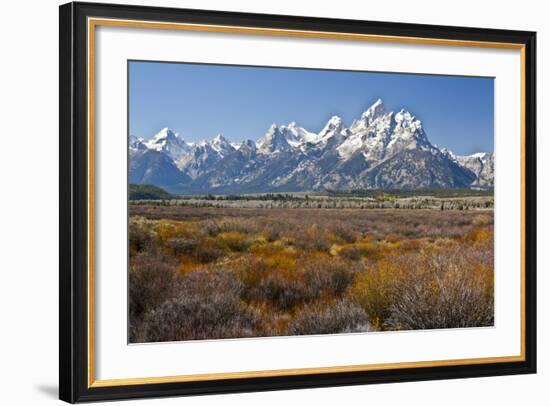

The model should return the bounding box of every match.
[129,196,494,343]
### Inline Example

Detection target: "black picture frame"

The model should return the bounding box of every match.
[59,1,537,403]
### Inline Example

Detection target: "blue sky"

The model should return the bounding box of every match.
[129,61,494,155]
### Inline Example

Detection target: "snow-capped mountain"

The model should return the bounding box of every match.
[279,122,319,147]
[455,152,495,187]
[129,135,147,153]
[129,148,190,189]
[176,134,236,179]
[129,100,494,193]
[210,134,235,157]
[143,128,191,161]
[256,124,293,154]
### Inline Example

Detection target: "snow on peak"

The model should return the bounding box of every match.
[316,115,345,144]
[129,135,146,153]
[210,134,235,156]
[440,147,457,161]
[360,98,386,123]
[147,128,179,145]
[386,109,429,153]
[338,101,434,160]
[323,115,343,131]
[144,127,191,160]
[280,121,318,146]
[257,124,291,154]
[468,152,489,160]
[152,127,178,141]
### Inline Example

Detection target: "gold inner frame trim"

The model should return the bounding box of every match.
[87,17,527,388]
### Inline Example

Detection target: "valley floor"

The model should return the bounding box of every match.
[129,205,494,343]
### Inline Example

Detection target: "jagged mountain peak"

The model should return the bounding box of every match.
[466,152,491,161]
[360,98,386,123]
[280,122,318,146]
[210,134,235,155]
[320,115,344,134]
[212,133,227,142]
[350,99,392,135]
[257,124,292,154]
[339,102,433,161]
[152,127,178,141]
[129,135,147,153]
[313,115,348,149]
[144,127,191,161]
[395,108,422,129]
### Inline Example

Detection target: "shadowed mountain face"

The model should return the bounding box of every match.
[130,99,494,194]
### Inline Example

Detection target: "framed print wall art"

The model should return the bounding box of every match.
[59,1,537,403]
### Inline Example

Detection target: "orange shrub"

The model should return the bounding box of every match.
[465,227,493,243]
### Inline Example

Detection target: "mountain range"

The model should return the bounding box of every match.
[129,99,494,194]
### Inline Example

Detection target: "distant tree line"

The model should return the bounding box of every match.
[324,188,494,198]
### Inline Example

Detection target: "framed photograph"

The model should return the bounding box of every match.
[59,1,536,403]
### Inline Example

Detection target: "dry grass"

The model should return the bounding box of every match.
[129,206,494,342]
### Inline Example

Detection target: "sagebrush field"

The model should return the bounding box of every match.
[128,196,494,343]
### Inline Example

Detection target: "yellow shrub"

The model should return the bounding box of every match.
[334,241,380,261]
[154,220,199,242]
[215,231,251,252]
[264,252,297,271]
[352,259,404,329]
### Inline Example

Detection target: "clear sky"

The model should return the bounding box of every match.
[129,60,494,155]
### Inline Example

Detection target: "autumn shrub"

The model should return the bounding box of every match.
[395,238,424,252]
[154,219,185,242]
[303,257,359,297]
[384,233,403,243]
[261,220,288,242]
[246,272,314,311]
[128,208,494,340]
[241,254,359,311]
[288,299,370,335]
[472,214,493,227]
[331,223,360,243]
[465,226,493,244]
[129,216,156,254]
[201,220,221,237]
[337,241,379,261]
[292,225,332,252]
[165,236,199,256]
[193,239,226,263]
[214,231,252,252]
[352,259,404,329]
[385,243,494,330]
[235,255,272,290]
[139,268,260,342]
[129,251,180,341]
